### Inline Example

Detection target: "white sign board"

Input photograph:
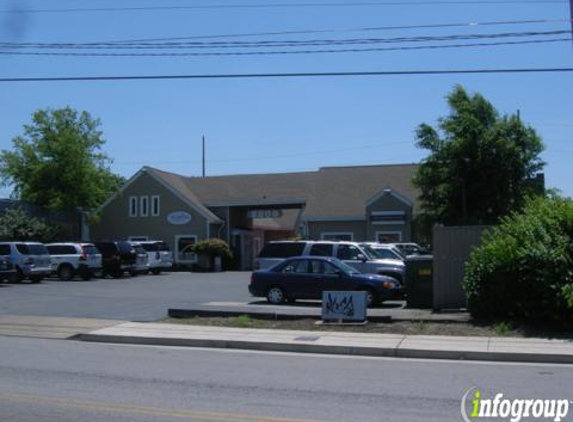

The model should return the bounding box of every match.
[167,211,192,225]
[322,291,367,322]
[247,209,283,219]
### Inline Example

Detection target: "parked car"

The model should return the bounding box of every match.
[93,240,137,278]
[0,242,51,283]
[45,242,102,281]
[0,256,17,283]
[138,240,173,275]
[256,241,405,284]
[249,256,402,305]
[128,242,150,275]
[359,242,406,261]
[388,242,431,257]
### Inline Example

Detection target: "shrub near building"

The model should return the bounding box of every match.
[463,195,573,325]
[192,239,233,271]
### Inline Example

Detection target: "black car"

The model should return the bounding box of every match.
[0,257,17,283]
[249,256,403,305]
[94,241,137,278]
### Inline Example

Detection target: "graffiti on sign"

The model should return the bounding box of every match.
[322,291,367,322]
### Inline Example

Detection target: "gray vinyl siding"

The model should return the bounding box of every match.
[307,221,366,241]
[365,194,412,241]
[91,172,209,253]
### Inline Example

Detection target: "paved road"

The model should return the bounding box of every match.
[1,336,572,422]
[0,272,253,321]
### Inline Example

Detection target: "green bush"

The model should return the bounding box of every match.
[463,195,573,324]
[192,238,233,260]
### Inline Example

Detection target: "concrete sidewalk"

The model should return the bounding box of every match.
[0,315,123,339]
[80,322,573,364]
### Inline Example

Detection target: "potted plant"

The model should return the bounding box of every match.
[192,239,233,272]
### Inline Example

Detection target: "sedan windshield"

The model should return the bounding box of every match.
[334,260,361,275]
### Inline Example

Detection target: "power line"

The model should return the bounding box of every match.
[0,37,568,56]
[1,67,573,83]
[0,1,566,14]
[85,18,570,44]
[2,30,568,50]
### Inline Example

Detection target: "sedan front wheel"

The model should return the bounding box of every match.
[267,286,286,304]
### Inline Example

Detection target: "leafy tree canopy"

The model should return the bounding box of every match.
[413,85,545,226]
[0,207,57,242]
[0,107,125,212]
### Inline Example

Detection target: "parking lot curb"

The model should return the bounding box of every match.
[79,330,573,365]
[167,307,468,323]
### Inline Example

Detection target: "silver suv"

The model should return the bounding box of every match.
[139,241,173,275]
[0,242,51,283]
[45,243,102,281]
[256,240,405,284]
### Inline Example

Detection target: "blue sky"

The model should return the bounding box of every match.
[1,0,572,198]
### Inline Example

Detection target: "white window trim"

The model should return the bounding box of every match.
[175,234,198,264]
[151,195,160,217]
[129,196,138,217]
[375,231,403,243]
[140,196,149,217]
[320,232,354,241]
[129,236,149,242]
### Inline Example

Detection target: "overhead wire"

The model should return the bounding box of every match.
[0,38,568,57]
[28,18,573,44]
[2,67,573,83]
[1,30,569,50]
[0,1,566,14]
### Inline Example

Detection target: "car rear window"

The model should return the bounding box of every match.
[0,245,10,255]
[95,242,116,255]
[47,245,77,255]
[309,243,333,257]
[141,243,158,252]
[82,245,99,255]
[117,241,134,253]
[258,242,306,258]
[133,245,146,254]
[16,243,49,255]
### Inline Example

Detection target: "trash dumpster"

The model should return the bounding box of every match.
[405,255,434,309]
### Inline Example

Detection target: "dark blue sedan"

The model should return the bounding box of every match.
[249,256,403,305]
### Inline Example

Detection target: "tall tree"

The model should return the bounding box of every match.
[0,107,125,212]
[413,85,545,226]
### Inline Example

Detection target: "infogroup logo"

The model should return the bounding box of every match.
[461,387,571,422]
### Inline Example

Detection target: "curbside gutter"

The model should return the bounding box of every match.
[79,323,573,365]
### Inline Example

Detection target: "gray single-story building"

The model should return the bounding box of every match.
[91,164,420,269]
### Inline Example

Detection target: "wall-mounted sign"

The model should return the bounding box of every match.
[322,291,367,322]
[248,209,283,219]
[167,211,192,225]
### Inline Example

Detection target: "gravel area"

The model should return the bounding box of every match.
[165,315,525,337]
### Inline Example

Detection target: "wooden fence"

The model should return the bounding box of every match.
[432,225,490,310]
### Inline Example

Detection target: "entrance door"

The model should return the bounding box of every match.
[231,230,254,270]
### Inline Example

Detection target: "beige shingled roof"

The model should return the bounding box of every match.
[144,164,419,220]
[304,164,420,219]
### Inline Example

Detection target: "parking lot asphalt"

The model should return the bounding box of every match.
[0,271,253,321]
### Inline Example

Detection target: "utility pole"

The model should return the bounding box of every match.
[202,135,205,177]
